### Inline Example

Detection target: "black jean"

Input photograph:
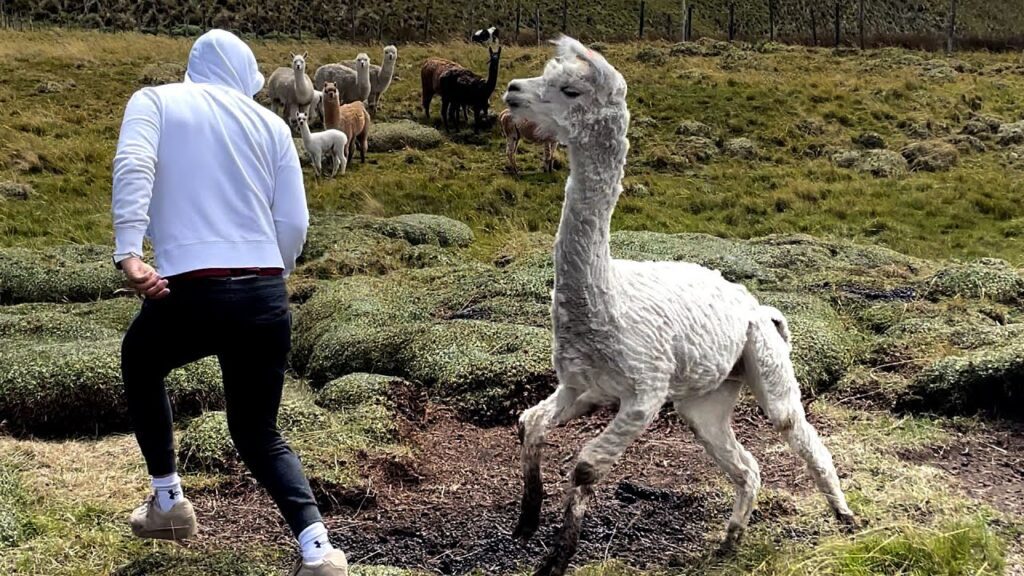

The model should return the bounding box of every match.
[121,275,322,537]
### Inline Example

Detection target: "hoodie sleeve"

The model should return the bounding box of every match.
[270,125,309,277]
[111,88,161,261]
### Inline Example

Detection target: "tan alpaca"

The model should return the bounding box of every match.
[499,108,557,176]
[324,82,370,164]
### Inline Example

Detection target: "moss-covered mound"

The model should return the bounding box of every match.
[0,340,223,437]
[0,244,125,304]
[905,341,1024,419]
[178,397,397,484]
[367,121,444,152]
[317,373,426,422]
[924,258,1024,304]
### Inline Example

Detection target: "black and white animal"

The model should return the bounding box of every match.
[471,26,499,46]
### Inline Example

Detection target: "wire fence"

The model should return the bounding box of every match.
[2,1,1022,52]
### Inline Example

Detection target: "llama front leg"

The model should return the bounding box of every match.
[534,390,664,576]
[744,314,857,528]
[507,133,521,175]
[675,381,761,553]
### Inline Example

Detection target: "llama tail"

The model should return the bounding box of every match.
[758,305,791,347]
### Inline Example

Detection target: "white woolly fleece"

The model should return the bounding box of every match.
[112,29,308,277]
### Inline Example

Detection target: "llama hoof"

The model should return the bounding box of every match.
[532,553,568,576]
[836,511,861,533]
[512,514,540,542]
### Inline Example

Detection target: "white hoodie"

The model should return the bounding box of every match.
[112,29,307,278]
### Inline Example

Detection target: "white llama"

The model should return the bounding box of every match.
[267,52,315,128]
[296,112,348,178]
[503,36,858,576]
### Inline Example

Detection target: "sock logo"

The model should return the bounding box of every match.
[314,540,322,549]
[168,489,179,500]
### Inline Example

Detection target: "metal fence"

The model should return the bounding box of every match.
[2,1,1022,52]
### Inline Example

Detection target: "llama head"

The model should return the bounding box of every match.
[355,53,370,72]
[323,81,339,104]
[295,112,308,128]
[488,43,502,64]
[290,52,308,73]
[502,36,627,145]
[383,45,398,64]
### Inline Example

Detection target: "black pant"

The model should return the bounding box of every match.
[121,275,322,537]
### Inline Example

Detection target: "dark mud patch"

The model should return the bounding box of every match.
[897,421,1024,518]
[188,400,840,573]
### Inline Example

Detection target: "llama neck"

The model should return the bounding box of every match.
[553,108,630,307]
[359,66,370,89]
[378,58,396,91]
[484,55,500,96]
[299,121,312,145]
[294,68,313,101]
[324,98,340,125]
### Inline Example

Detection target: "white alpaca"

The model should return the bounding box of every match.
[339,45,398,116]
[312,54,372,105]
[296,112,348,178]
[307,89,325,127]
[267,52,315,127]
[504,36,857,576]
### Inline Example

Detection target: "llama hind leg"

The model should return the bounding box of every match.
[514,383,584,541]
[675,381,761,552]
[535,389,664,576]
[744,315,857,528]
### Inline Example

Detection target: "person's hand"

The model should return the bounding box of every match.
[120,257,170,300]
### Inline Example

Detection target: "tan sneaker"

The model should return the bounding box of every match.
[129,493,199,541]
[288,550,349,576]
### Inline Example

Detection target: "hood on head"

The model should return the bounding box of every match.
[184,29,265,96]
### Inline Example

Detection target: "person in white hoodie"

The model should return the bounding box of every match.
[112,29,348,576]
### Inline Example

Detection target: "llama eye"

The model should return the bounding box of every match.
[561,87,581,98]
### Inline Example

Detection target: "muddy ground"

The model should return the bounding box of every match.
[188,401,1023,575]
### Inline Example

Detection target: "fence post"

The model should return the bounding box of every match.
[946,0,957,53]
[687,4,693,40]
[562,0,567,33]
[679,0,686,41]
[810,7,817,45]
[729,3,735,41]
[666,13,672,40]
[639,0,645,40]
[536,4,541,45]
[858,0,865,49]
[768,0,775,42]
[515,0,521,43]
[834,2,840,47]
[424,0,431,41]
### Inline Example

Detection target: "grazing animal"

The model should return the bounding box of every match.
[313,54,372,105]
[338,45,398,116]
[266,52,314,128]
[438,45,501,132]
[323,82,371,165]
[504,36,858,576]
[420,56,462,119]
[472,25,499,47]
[307,89,325,127]
[296,112,348,178]
[499,108,557,175]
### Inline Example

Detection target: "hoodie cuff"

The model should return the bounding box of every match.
[114,227,145,261]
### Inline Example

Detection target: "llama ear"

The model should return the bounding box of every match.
[552,35,607,82]
[302,51,308,59]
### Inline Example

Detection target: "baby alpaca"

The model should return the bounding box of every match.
[504,37,857,576]
[323,83,371,165]
[499,108,557,175]
[296,112,348,178]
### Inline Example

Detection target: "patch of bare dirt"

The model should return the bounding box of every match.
[897,421,1024,518]
[190,400,838,574]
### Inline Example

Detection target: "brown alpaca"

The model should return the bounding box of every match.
[323,83,370,164]
[499,108,557,176]
[421,56,463,118]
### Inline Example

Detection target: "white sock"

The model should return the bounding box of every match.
[151,473,183,512]
[298,522,334,564]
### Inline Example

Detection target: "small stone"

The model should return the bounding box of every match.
[852,131,886,150]
[675,120,714,138]
[900,140,960,172]
[723,137,758,160]
[0,181,31,200]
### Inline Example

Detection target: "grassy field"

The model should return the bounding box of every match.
[0,28,1023,576]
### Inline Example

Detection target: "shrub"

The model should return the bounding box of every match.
[906,340,1024,419]
[677,136,718,163]
[0,340,223,437]
[0,245,125,304]
[900,140,959,172]
[0,181,31,200]
[367,121,443,152]
[178,411,235,473]
[723,137,758,160]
